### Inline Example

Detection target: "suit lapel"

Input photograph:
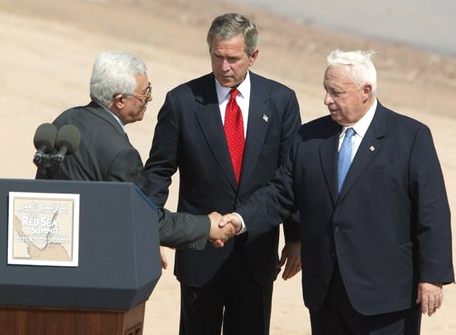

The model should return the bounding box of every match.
[240,74,270,188]
[194,76,238,190]
[319,125,341,205]
[338,103,387,200]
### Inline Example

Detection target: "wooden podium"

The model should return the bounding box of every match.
[0,303,145,335]
[0,179,162,335]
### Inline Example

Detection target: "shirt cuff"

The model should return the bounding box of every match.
[232,212,247,235]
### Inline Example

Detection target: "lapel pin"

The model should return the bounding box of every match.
[369,145,375,152]
[262,114,269,122]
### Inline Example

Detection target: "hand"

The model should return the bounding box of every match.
[219,213,243,233]
[416,282,443,316]
[208,212,236,247]
[279,241,301,280]
[160,246,168,270]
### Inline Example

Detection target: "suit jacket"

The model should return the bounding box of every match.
[145,72,301,286]
[238,101,454,315]
[46,101,210,249]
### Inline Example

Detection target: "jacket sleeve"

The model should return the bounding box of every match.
[157,208,210,250]
[144,92,179,206]
[410,125,454,284]
[278,90,301,242]
[239,139,298,243]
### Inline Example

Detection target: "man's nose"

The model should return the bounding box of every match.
[324,92,333,105]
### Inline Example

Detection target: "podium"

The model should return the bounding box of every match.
[0,178,162,335]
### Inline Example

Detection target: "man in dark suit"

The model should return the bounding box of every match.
[223,49,454,334]
[41,51,235,249]
[144,13,302,335]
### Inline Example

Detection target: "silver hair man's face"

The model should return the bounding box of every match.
[323,65,372,126]
[115,74,152,125]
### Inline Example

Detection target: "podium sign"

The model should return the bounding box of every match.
[8,191,80,267]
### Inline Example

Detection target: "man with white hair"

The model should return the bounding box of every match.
[45,51,235,249]
[222,49,454,334]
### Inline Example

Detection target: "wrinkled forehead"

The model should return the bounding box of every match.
[324,65,356,85]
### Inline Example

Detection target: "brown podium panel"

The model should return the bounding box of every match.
[0,302,145,335]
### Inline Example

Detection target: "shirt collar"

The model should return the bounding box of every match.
[341,99,377,139]
[215,72,251,103]
[94,100,125,129]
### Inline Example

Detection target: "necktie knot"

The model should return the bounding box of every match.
[229,88,239,100]
[344,127,355,140]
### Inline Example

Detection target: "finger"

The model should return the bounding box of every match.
[420,293,428,315]
[290,262,301,278]
[226,223,236,236]
[218,215,230,228]
[282,263,300,280]
[229,221,241,234]
[281,258,300,280]
[282,264,292,280]
[430,293,442,316]
[427,294,435,316]
[212,239,225,248]
[437,292,443,309]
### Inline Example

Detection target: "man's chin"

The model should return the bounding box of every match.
[216,77,235,87]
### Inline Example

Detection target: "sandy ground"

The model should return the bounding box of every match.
[1,0,455,334]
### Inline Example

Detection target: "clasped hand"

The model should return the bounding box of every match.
[208,212,243,247]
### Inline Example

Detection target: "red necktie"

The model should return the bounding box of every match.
[224,88,245,184]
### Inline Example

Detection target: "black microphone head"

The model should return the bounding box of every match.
[33,123,57,153]
[55,124,81,155]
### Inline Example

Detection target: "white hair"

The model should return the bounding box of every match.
[89,51,147,107]
[327,49,377,95]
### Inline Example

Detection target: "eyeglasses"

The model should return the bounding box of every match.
[114,82,152,102]
[140,82,152,101]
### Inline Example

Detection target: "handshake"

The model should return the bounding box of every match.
[207,212,242,247]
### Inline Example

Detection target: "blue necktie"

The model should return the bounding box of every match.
[337,128,355,192]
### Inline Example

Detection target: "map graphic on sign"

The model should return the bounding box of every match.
[8,192,80,267]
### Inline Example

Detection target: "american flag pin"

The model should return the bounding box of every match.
[262,114,269,122]
[369,145,375,151]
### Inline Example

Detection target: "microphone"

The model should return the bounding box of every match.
[33,123,81,179]
[33,123,58,166]
[53,124,81,163]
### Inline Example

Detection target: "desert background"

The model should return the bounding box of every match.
[1,0,455,334]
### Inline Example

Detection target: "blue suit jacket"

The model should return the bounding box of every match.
[145,72,301,286]
[238,102,454,315]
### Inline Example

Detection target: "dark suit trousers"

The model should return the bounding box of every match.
[310,267,421,335]
[179,243,273,335]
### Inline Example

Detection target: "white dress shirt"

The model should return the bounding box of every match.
[215,72,251,137]
[338,99,377,160]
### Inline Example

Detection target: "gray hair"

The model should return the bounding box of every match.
[207,13,258,56]
[327,49,377,95]
[90,51,147,107]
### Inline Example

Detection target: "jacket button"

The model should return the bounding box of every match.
[335,226,340,233]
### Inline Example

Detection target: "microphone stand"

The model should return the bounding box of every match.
[34,152,64,179]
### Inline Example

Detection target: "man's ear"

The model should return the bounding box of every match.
[362,84,372,102]
[112,94,126,109]
[249,49,259,67]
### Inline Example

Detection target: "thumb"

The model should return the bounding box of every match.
[219,215,230,228]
